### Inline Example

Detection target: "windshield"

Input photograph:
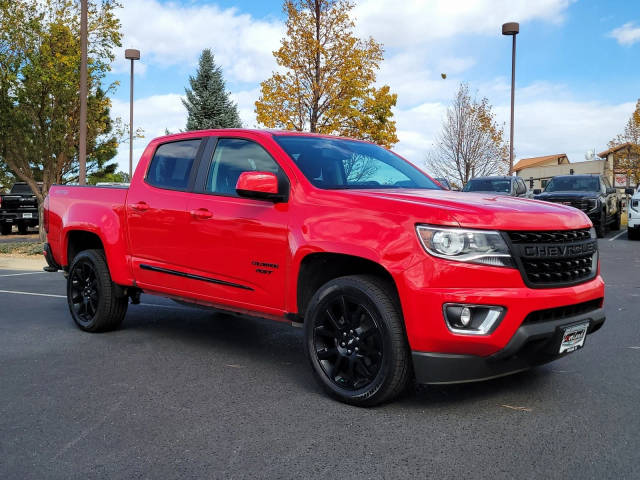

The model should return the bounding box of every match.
[10,183,34,195]
[273,135,440,190]
[463,178,511,193]
[545,177,599,192]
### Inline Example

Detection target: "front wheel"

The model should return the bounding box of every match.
[67,249,128,332]
[304,275,411,407]
[629,228,640,240]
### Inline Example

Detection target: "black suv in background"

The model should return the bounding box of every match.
[0,182,40,235]
[533,174,621,238]
[462,176,530,197]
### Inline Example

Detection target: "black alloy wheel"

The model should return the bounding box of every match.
[313,294,384,391]
[69,258,100,327]
[67,249,127,332]
[304,275,411,406]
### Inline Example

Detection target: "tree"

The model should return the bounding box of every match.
[183,49,241,130]
[608,99,640,186]
[426,83,508,187]
[0,0,121,240]
[255,0,398,148]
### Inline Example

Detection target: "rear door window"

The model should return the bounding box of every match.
[146,139,202,191]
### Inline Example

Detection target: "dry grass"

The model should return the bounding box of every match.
[0,241,44,257]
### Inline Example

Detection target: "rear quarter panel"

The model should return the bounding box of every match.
[47,185,133,286]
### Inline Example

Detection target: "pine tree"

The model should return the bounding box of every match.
[183,49,242,130]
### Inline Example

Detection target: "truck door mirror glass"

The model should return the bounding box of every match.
[606,187,616,195]
[625,187,635,195]
[236,171,286,202]
[533,189,542,195]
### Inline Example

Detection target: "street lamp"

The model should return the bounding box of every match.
[502,22,519,175]
[125,48,141,179]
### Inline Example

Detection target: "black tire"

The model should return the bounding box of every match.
[595,211,606,238]
[304,275,411,407]
[67,249,128,332]
[611,208,621,231]
[17,223,28,235]
[629,228,640,241]
[1,223,11,235]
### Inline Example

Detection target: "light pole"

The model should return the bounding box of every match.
[125,48,140,179]
[502,22,519,175]
[79,0,88,185]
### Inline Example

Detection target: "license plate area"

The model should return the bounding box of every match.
[22,213,33,219]
[559,322,588,354]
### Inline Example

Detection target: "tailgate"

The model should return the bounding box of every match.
[1,195,38,211]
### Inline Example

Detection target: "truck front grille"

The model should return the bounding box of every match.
[543,199,595,213]
[505,229,598,288]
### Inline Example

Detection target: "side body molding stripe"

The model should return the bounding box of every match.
[139,264,253,291]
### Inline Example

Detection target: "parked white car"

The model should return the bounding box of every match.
[627,187,640,240]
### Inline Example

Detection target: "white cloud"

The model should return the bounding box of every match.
[110,87,262,172]
[608,22,640,46]
[391,89,635,172]
[354,0,572,48]
[116,0,283,83]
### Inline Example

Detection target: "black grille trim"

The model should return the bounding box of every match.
[523,298,603,324]
[503,229,598,288]
[507,228,591,244]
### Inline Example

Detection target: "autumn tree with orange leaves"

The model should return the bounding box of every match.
[255,0,398,148]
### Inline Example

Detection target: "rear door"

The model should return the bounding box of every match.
[126,137,204,290]
[182,136,291,313]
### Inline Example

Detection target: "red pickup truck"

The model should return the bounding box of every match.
[44,129,605,406]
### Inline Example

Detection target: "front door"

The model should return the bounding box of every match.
[183,137,290,315]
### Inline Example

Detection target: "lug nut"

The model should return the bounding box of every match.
[347,350,352,354]
[341,342,346,347]
[354,347,359,352]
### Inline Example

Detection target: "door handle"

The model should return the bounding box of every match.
[131,201,149,212]
[190,208,213,220]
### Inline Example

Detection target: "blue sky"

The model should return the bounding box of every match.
[105,0,640,173]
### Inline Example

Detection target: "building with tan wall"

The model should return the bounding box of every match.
[513,153,612,190]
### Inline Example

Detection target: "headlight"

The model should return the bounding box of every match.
[589,226,597,239]
[587,199,598,211]
[416,225,514,268]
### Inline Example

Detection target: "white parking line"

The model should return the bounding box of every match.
[0,272,48,277]
[0,288,187,310]
[609,230,627,241]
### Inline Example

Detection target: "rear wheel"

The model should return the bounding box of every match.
[1,224,11,235]
[67,249,128,332]
[304,275,411,407]
[629,228,640,240]
[17,223,28,235]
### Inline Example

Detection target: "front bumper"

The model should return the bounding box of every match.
[413,307,605,384]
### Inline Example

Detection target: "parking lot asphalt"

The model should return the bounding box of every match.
[0,231,638,479]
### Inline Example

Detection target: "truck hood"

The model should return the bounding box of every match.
[341,189,591,230]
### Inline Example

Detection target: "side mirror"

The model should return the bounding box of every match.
[236,171,286,202]
[625,187,635,195]
[606,187,616,195]
[533,189,542,195]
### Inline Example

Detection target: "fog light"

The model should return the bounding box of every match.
[443,304,505,335]
[460,307,472,326]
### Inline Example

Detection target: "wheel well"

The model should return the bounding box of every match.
[66,231,104,266]
[296,253,399,318]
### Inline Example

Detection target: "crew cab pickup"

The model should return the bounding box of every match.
[534,174,621,238]
[0,182,40,235]
[44,130,606,406]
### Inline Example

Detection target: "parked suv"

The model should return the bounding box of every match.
[626,186,639,240]
[0,182,40,235]
[534,175,621,238]
[462,176,530,197]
